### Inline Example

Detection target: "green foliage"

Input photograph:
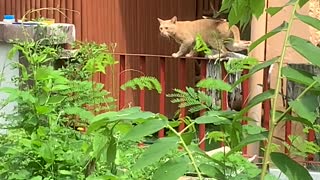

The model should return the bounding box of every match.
[72,42,117,74]
[167,87,218,113]
[120,76,162,93]
[224,57,259,74]
[220,0,265,27]
[270,152,313,180]
[196,79,232,92]
[249,22,288,52]
[194,34,212,55]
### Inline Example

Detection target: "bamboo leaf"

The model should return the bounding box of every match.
[282,67,316,86]
[289,35,320,67]
[133,137,179,170]
[270,152,313,180]
[295,13,320,31]
[232,57,277,89]
[239,90,275,116]
[249,22,288,51]
[266,7,283,16]
[298,0,308,7]
[275,111,313,127]
[227,131,268,155]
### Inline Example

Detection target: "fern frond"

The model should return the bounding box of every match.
[196,78,232,92]
[168,87,215,113]
[189,105,207,113]
[120,76,162,93]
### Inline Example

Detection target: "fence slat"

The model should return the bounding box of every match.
[158,57,166,138]
[119,55,126,110]
[199,59,207,150]
[178,58,187,132]
[139,56,146,111]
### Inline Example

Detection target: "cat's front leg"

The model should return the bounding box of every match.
[172,42,192,58]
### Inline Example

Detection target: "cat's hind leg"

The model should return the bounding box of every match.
[206,39,228,59]
[185,49,198,57]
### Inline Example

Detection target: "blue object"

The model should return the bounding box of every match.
[4,15,15,20]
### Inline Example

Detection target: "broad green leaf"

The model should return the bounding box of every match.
[92,134,108,159]
[296,13,320,31]
[51,85,70,91]
[289,35,320,67]
[38,143,55,163]
[232,57,278,88]
[58,170,73,175]
[243,124,266,135]
[239,90,275,116]
[181,131,194,145]
[64,107,94,121]
[86,175,118,180]
[298,0,308,7]
[266,7,283,16]
[270,152,312,180]
[91,107,156,123]
[196,79,232,92]
[219,0,232,12]
[288,95,318,124]
[249,22,288,51]
[199,164,225,179]
[227,131,268,155]
[122,119,168,141]
[250,0,265,18]
[47,95,66,105]
[87,118,108,134]
[107,135,117,166]
[133,137,179,170]
[152,156,189,180]
[31,176,43,180]
[282,67,316,86]
[195,113,231,125]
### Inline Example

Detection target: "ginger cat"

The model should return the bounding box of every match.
[157,16,250,59]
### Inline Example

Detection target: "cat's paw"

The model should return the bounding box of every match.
[207,54,219,59]
[172,53,180,58]
[185,53,194,57]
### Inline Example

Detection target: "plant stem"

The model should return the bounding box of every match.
[167,125,203,180]
[260,2,299,179]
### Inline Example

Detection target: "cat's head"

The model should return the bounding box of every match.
[157,16,177,38]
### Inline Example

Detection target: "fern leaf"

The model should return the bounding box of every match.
[121,76,162,93]
[196,78,232,92]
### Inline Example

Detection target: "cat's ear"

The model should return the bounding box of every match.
[170,16,177,24]
[157,18,163,23]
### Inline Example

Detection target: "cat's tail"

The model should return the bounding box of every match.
[230,25,240,43]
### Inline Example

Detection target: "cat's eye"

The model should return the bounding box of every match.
[165,27,168,30]
[160,27,163,30]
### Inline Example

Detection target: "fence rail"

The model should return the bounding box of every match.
[98,53,318,164]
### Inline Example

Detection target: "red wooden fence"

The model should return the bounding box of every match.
[110,53,318,165]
